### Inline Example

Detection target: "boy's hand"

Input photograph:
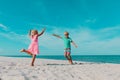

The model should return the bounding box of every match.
[52,34,62,39]
[75,45,78,48]
[72,42,78,48]
[52,34,56,36]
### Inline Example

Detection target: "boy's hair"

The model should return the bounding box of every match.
[64,31,69,35]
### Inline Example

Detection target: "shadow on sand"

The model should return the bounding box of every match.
[46,62,85,66]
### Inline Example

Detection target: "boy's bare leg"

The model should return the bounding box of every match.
[67,54,73,64]
[64,53,73,64]
[64,52,69,60]
[20,49,32,56]
[31,55,36,66]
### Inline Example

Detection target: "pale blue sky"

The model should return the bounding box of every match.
[0,0,120,55]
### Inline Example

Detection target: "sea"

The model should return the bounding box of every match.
[1,55,120,64]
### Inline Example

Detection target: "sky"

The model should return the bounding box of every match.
[0,0,120,55]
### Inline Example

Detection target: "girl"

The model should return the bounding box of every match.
[20,28,46,66]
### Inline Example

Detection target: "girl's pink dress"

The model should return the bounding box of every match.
[27,34,39,55]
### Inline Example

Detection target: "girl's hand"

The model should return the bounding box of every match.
[29,30,31,36]
[38,28,46,36]
[42,27,46,31]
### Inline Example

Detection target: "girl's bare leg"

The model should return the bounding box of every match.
[20,49,32,56]
[31,55,36,66]
[20,49,36,66]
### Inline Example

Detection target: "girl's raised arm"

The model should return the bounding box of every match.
[52,34,62,39]
[29,30,31,37]
[38,28,46,36]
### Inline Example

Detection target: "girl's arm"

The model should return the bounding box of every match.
[38,28,46,36]
[71,41,78,48]
[52,34,62,39]
[29,30,31,37]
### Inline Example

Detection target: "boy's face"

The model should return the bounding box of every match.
[64,32,69,37]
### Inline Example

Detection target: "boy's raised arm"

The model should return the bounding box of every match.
[38,28,46,36]
[71,41,78,48]
[52,34,62,39]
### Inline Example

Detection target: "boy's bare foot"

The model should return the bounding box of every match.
[20,49,25,52]
[70,62,73,65]
[68,60,73,64]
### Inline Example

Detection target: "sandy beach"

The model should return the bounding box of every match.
[0,56,120,80]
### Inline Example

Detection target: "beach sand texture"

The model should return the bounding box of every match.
[0,57,120,80]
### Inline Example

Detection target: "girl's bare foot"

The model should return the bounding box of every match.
[20,49,25,52]
[31,64,34,66]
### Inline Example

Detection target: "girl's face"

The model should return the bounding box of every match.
[31,30,38,35]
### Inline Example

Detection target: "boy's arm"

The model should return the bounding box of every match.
[38,28,46,36]
[71,41,78,48]
[52,34,62,39]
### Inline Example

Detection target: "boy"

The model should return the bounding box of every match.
[52,31,77,64]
